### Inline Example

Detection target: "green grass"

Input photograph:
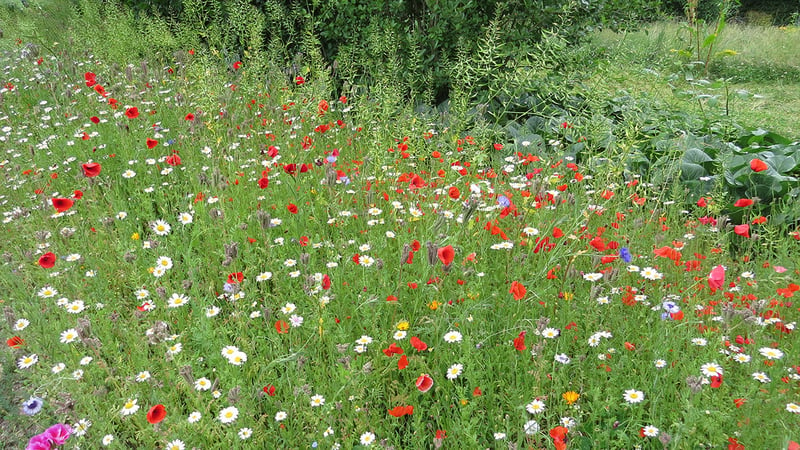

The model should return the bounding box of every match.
[588,21,800,137]
[1,5,799,450]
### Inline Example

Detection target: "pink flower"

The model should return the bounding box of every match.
[708,265,725,292]
[26,434,52,450]
[43,423,72,445]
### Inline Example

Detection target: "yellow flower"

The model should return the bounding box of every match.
[460,399,468,406]
[131,232,140,240]
[562,391,580,405]
[147,267,155,274]
[396,320,410,331]
[428,300,440,310]
[562,292,574,301]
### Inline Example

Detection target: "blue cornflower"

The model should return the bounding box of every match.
[497,195,510,208]
[619,247,632,263]
[21,397,44,416]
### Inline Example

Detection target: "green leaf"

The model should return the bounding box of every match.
[765,154,796,173]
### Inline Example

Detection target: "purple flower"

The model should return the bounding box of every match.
[43,423,72,446]
[497,195,510,208]
[26,434,51,450]
[619,247,632,263]
[21,397,44,416]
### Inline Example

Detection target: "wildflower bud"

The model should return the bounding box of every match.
[375,258,384,270]
[34,230,51,241]
[224,242,238,259]
[325,166,337,186]
[659,432,672,446]
[400,244,411,265]
[156,287,167,298]
[4,306,16,328]
[182,280,193,290]
[462,199,478,223]
[198,173,210,186]
[300,253,310,265]
[123,252,136,262]
[60,227,75,238]
[144,240,158,249]
[83,337,102,350]
[239,223,248,230]
[76,317,91,339]
[362,361,373,374]
[222,257,233,267]
[125,64,133,82]
[256,210,271,229]
[209,208,224,220]
[426,241,437,266]
[102,217,114,226]
[686,375,704,394]
[179,365,194,385]
[536,317,550,332]
[227,386,241,405]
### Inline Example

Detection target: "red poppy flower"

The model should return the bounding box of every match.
[233,61,242,70]
[165,154,181,166]
[750,158,768,172]
[415,373,433,393]
[146,404,166,424]
[733,398,746,408]
[81,162,101,178]
[52,198,74,212]
[550,426,569,450]
[382,343,404,356]
[552,227,563,238]
[185,113,195,121]
[708,265,725,292]
[275,320,289,334]
[322,274,331,290]
[410,336,428,352]
[287,204,298,214]
[448,186,460,199]
[734,198,753,207]
[89,116,100,124]
[94,84,107,97]
[227,272,244,284]
[38,252,56,268]
[473,386,482,396]
[125,107,139,119]
[146,138,158,149]
[733,224,750,238]
[437,245,454,266]
[388,405,413,417]
[509,281,526,301]
[710,374,723,388]
[263,384,276,396]
[84,72,96,87]
[6,336,24,348]
[258,177,269,189]
[295,76,305,85]
[73,190,83,199]
[513,331,527,352]
[397,354,409,370]
[284,163,297,175]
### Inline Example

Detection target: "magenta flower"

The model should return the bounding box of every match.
[26,434,52,450]
[43,423,72,445]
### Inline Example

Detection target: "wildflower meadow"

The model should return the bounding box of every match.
[1,1,800,449]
